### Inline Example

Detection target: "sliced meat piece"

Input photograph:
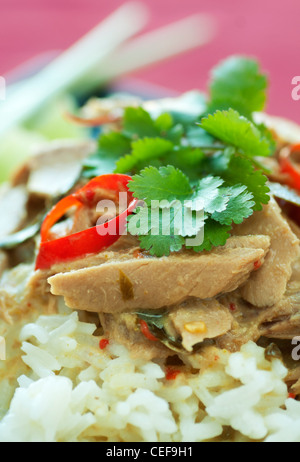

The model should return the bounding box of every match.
[25,139,96,198]
[169,299,233,352]
[215,292,263,351]
[29,234,141,298]
[217,281,300,352]
[100,312,171,361]
[101,298,233,360]
[48,236,270,313]
[258,291,300,339]
[233,197,300,307]
[222,234,270,251]
[287,368,300,396]
[0,185,28,239]
[34,235,268,292]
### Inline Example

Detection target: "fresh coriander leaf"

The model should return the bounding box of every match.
[82,156,115,178]
[138,233,185,257]
[207,55,268,118]
[128,165,193,205]
[128,199,204,255]
[82,132,131,177]
[221,155,270,211]
[128,205,186,257]
[211,185,255,225]
[122,107,177,140]
[164,146,205,179]
[189,218,231,252]
[146,91,206,126]
[201,109,272,158]
[98,131,131,155]
[186,125,216,148]
[164,124,185,144]
[191,176,225,214]
[204,147,235,176]
[160,201,205,238]
[255,122,276,157]
[127,205,151,236]
[154,113,173,133]
[122,107,158,138]
[115,138,173,174]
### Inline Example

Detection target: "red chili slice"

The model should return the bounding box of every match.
[139,320,159,342]
[35,174,138,270]
[279,144,300,190]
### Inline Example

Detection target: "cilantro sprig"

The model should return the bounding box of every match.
[207,55,268,119]
[82,55,276,256]
[128,166,256,255]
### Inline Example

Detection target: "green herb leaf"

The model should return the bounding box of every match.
[147,91,206,126]
[207,55,268,118]
[82,132,131,177]
[115,137,173,174]
[186,125,216,148]
[191,176,225,214]
[221,155,270,211]
[201,109,272,158]
[122,107,159,138]
[211,185,255,225]
[138,229,186,257]
[189,218,231,252]
[128,165,193,205]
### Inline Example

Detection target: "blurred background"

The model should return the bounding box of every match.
[0,0,300,181]
[1,0,300,120]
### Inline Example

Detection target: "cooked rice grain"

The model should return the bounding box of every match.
[0,311,299,442]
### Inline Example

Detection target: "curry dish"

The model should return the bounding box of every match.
[1,56,300,441]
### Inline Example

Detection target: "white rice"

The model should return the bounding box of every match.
[0,310,299,442]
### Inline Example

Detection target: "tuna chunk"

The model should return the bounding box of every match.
[287,368,300,396]
[217,270,300,352]
[26,139,96,198]
[0,185,28,239]
[233,198,300,307]
[100,312,171,361]
[48,235,270,313]
[169,299,233,352]
[101,298,233,359]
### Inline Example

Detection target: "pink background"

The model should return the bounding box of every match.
[1,0,300,122]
